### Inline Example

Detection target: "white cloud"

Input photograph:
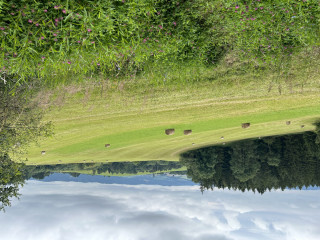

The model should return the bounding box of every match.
[0,181,319,240]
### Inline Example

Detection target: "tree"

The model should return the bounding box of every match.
[0,154,25,212]
[0,76,53,211]
[230,141,261,182]
[0,76,53,156]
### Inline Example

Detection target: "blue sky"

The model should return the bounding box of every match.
[0,180,319,240]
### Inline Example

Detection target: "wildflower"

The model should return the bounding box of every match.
[235,5,239,9]
[91,41,95,44]
[54,38,58,41]
[10,13,15,15]
[28,19,33,23]
[159,25,163,29]
[87,28,92,32]
[55,18,59,22]
[31,9,35,13]
[77,40,81,43]
[97,63,100,66]
[173,22,176,26]
[0,27,4,30]
[41,56,46,59]
[40,36,45,40]
[53,33,57,36]
[35,23,39,27]
[143,39,147,43]
[67,61,71,64]
[44,9,48,13]
[62,9,67,14]
[54,5,59,9]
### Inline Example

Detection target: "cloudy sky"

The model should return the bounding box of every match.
[0,181,319,240]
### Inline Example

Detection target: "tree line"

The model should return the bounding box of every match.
[180,131,320,194]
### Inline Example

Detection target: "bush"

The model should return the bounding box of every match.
[0,0,319,84]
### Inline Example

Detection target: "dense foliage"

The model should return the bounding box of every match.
[0,81,53,156]
[24,160,183,179]
[0,154,25,212]
[180,131,320,194]
[1,0,319,84]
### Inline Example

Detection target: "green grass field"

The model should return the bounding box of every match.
[25,62,320,165]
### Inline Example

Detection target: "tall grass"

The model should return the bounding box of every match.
[1,0,319,92]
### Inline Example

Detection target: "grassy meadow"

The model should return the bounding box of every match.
[1,1,320,165]
[25,57,320,165]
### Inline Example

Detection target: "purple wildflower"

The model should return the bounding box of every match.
[28,19,33,23]
[87,28,92,32]
[10,13,15,15]
[67,61,71,64]
[44,9,48,13]
[53,33,57,36]
[173,22,176,26]
[54,38,58,41]
[62,9,67,14]
[159,25,163,29]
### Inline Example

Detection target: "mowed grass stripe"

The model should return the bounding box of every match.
[26,90,320,164]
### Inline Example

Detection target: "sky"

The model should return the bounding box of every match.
[0,180,319,240]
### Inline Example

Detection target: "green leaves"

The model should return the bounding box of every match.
[0,0,319,82]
